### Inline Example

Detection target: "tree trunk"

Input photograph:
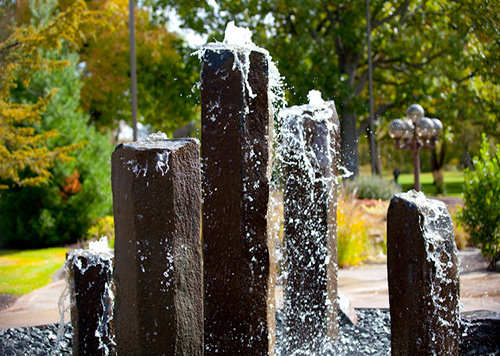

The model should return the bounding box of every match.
[462,145,474,170]
[431,141,446,194]
[339,106,359,178]
[375,141,382,175]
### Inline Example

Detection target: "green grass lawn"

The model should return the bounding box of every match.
[0,248,69,295]
[397,171,465,196]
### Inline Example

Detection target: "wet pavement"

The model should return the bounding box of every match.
[1,249,499,330]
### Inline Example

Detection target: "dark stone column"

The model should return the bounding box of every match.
[111,137,203,356]
[66,249,115,356]
[281,101,341,352]
[201,48,275,355]
[387,191,460,356]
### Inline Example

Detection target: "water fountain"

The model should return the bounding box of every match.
[2,21,499,356]
[279,91,341,353]
[67,22,482,356]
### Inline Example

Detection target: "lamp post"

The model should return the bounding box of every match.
[388,104,443,191]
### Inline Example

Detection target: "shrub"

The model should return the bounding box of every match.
[343,175,401,200]
[457,135,500,269]
[337,195,369,267]
[453,222,470,251]
[87,216,115,248]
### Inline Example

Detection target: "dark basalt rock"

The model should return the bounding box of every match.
[111,138,203,356]
[66,251,114,356]
[280,102,341,351]
[201,48,275,356]
[387,191,460,356]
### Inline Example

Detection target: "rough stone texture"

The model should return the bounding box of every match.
[387,191,460,356]
[66,252,114,356]
[201,49,275,355]
[111,138,202,356]
[460,310,500,354]
[281,104,340,352]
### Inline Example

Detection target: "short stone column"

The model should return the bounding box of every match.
[280,92,341,352]
[387,191,460,356]
[66,244,114,356]
[111,136,203,356]
[200,45,275,354]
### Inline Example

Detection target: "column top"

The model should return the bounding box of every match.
[115,134,199,151]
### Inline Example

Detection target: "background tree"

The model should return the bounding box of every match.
[0,0,99,188]
[0,0,113,248]
[74,0,200,136]
[154,0,500,176]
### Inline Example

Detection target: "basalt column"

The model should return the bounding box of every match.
[387,191,460,356]
[111,137,203,356]
[281,99,341,352]
[201,48,275,355]
[66,249,115,356]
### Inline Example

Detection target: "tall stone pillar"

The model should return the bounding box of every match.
[201,47,275,355]
[387,191,460,356]
[280,95,340,352]
[111,136,203,356]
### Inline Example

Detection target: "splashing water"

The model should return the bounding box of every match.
[271,90,343,354]
[194,21,285,118]
[89,236,112,254]
[54,237,115,355]
[223,21,253,46]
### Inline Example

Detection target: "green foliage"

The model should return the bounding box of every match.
[0,3,113,248]
[457,135,500,268]
[343,175,401,200]
[0,50,113,247]
[155,0,500,175]
[78,0,200,135]
[0,247,68,294]
[0,0,101,189]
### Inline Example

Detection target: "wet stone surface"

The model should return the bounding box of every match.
[280,99,341,350]
[387,191,460,355]
[1,310,499,355]
[201,48,274,355]
[111,138,203,356]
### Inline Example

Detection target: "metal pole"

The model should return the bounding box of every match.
[129,0,138,141]
[413,151,421,191]
[366,0,377,174]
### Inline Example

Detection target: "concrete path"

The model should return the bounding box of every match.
[338,262,500,312]
[0,279,70,329]
[1,249,499,330]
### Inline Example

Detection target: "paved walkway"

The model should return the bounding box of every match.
[1,249,499,330]
[338,262,500,312]
[0,279,70,329]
